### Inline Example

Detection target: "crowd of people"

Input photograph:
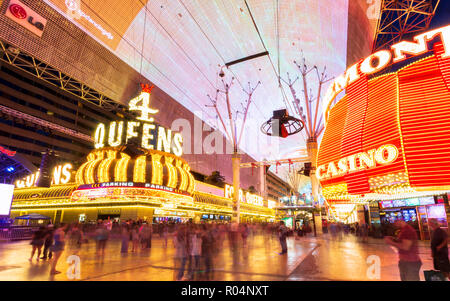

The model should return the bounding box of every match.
[27,219,287,278]
[26,217,449,281]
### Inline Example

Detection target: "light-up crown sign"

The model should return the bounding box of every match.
[129,84,159,122]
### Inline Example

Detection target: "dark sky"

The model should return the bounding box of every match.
[430,0,450,29]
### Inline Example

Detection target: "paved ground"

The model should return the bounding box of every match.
[0,233,317,281]
[288,234,436,281]
[0,233,440,281]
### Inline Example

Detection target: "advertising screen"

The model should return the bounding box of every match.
[0,184,14,216]
[405,198,420,207]
[380,201,393,208]
[393,200,406,207]
[282,217,294,229]
[427,205,446,219]
[419,197,435,206]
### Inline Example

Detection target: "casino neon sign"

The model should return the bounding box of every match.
[93,85,183,156]
[322,25,450,122]
[317,144,399,180]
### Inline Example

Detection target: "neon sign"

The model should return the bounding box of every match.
[0,146,16,157]
[323,25,450,123]
[93,86,183,156]
[15,163,73,188]
[224,184,265,207]
[317,144,399,180]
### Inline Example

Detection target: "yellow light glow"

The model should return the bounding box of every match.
[176,159,188,191]
[126,121,141,143]
[133,155,147,183]
[151,153,163,185]
[85,151,104,184]
[128,92,159,122]
[94,123,106,149]
[142,123,156,149]
[115,152,130,182]
[98,150,117,183]
[108,121,124,147]
[164,156,177,188]
[157,127,172,153]
[183,163,195,194]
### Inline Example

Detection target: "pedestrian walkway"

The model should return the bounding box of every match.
[0,233,440,281]
[0,234,317,281]
[288,234,437,281]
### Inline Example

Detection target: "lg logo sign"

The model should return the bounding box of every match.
[9,4,27,19]
[5,0,47,37]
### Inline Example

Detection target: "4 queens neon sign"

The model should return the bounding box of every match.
[323,25,450,123]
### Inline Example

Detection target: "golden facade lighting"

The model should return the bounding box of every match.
[151,153,163,185]
[133,155,147,183]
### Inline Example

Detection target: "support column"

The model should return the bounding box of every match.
[307,138,322,235]
[232,153,241,223]
[259,164,266,199]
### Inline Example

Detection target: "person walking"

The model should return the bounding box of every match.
[384,220,422,281]
[95,222,109,257]
[49,224,67,275]
[131,225,140,252]
[429,219,450,280]
[41,224,54,260]
[121,224,130,253]
[174,225,188,280]
[162,223,169,248]
[29,226,46,262]
[278,221,288,255]
[201,225,214,280]
[188,225,202,280]
[68,224,83,254]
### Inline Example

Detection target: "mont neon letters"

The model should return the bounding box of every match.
[317,144,399,180]
[323,24,450,122]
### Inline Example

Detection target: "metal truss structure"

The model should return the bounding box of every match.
[0,105,92,142]
[0,40,128,113]
[373,0,441,51]
[240,156,310,168]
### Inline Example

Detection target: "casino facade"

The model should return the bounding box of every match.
[9,89,277,224]
[317,25,450,238]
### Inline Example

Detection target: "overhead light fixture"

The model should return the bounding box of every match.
[260,109,305,138]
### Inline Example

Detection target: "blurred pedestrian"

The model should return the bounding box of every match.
[95,221,109,256]
[240,224,249,249]
[68,224,83,254]
[41,224,54,260]
[201,225,214,280]
[49,223,67,275]
[131,225,140,252]
[384,220,422,281]
[174,225,188,280]
[188,226,202,280]
[278,221,288,255]
[429,219,450,280]
[121,225,130,253]
[162,223,169,248]
[29,226,46,262]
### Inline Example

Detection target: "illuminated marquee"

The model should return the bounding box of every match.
[224,184,265,207]
[94,86,183,156]
[317,23,450,199]
[15,163,73,188]
[317,144,399,180]
[323,24,450,122]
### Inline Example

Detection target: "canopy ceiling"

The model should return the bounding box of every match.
[44,0,352,161]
